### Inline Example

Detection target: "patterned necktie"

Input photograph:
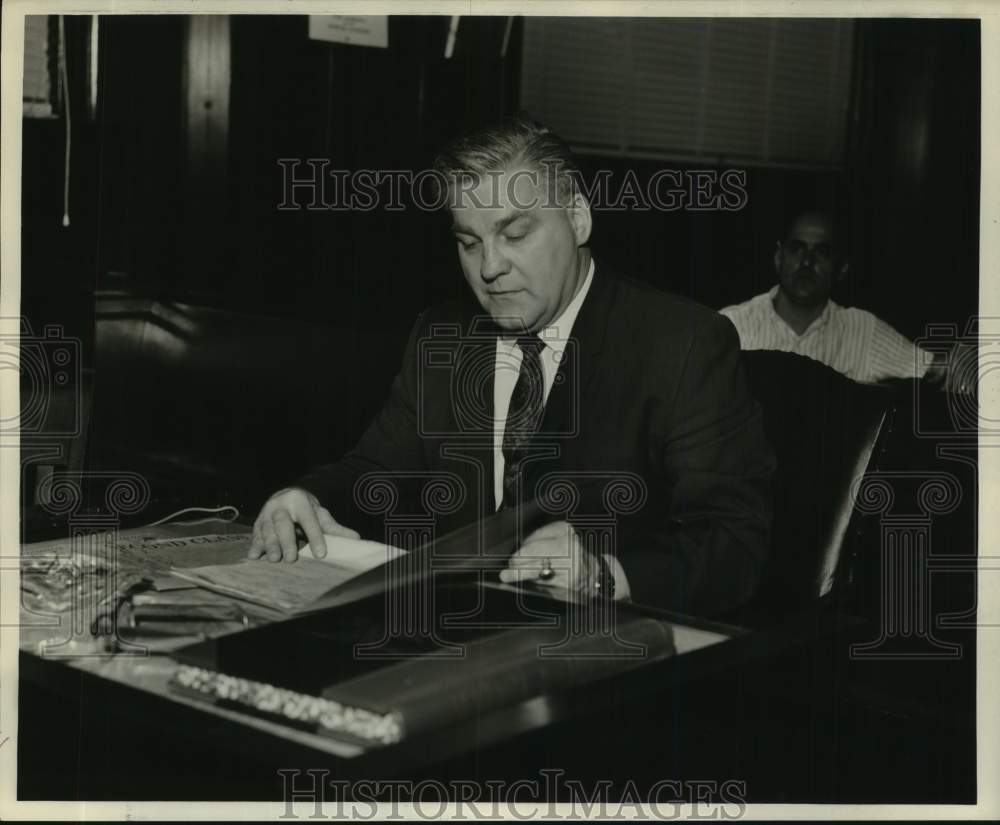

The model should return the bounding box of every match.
[501,335,547,510]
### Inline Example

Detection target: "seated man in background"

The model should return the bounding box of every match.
[247,116,775,617]
[720,209,972,391]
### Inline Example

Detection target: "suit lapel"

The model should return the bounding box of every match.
[539,268,618,438]
[451,313,501,519]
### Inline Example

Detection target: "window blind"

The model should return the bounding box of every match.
[521,17,855,167]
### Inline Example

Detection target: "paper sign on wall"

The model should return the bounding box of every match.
[308,16,388,49]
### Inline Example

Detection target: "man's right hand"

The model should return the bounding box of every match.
[248,487,360,563]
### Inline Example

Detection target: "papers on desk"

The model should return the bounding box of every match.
[297,535,408,571]
[171,535,407,613]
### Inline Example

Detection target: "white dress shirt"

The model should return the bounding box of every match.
[492,260,630,599]
[720,286,932,384]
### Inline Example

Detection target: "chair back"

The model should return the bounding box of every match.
[741,350,892,609]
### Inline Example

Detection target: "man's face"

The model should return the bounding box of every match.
[774,213,846,308]
[450,165,591,333]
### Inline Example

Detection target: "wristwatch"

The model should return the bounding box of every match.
[592,553,616,599]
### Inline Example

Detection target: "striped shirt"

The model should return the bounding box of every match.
[720,286,932,384]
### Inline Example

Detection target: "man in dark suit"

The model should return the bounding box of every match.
[249,118,775,616]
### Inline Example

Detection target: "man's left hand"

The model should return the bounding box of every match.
[499,520,603,599]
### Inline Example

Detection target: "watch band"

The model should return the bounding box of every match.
[592,552,616,599]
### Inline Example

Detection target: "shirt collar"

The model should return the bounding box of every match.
[499,258,595,356]
[767,283,835,337]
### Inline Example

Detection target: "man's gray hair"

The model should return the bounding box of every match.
[432,114,583,207]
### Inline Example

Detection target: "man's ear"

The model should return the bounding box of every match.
[567,192,592,246]
[773,241,783,274]
[836,261,850,283]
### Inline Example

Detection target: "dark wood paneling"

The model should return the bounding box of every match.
[847,19,980,339]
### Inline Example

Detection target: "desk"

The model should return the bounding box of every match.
[17,522,787,800]
[20,522,966,804]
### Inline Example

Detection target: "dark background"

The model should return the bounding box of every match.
[20,16,979,506]
[18,14,978,517]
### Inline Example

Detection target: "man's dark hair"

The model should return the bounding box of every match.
[432,113,582,206]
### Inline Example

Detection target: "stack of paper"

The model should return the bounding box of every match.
[170,536,407,613]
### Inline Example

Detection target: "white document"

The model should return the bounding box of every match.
[298,535,407,572]
[172,535,408,613]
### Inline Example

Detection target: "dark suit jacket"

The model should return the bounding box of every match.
[298,268,775,616]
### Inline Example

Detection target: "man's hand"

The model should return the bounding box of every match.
[498,521,602,599]
[248,487,359,563]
